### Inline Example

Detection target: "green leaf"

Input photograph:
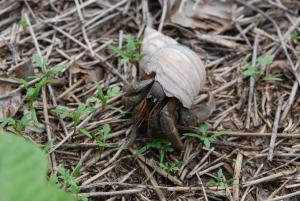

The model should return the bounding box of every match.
[207,179,217,186]
[263,75,283,81]
[71,165,81,178]
[108,44,123,56]
[217,168,224,178]
[291,31,300,44]
[19,19,28,29]
[0,132,76,201]
[87,97,98,103]
[32,54,47,69]
[257,55,273,67]
[47,64,68,77]
[243,65,260,77]
[0,118,16,129]
[52,107,70,119]
[107,86,120,98]
[101,124,111,140]
[212,130,228,137]
[183,133,201,139]
[78,128,92,138]
[197,124,209,133]
[31,107,39,123]
[13,77,28,85]
[203,138,211,149]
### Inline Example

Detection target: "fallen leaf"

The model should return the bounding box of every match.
[69,61,104,82]
[159,0,237,31]
[0,82,21,120]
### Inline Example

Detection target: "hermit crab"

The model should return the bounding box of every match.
[123,27,214,150]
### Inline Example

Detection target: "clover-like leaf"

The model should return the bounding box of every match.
[0,132,76,201]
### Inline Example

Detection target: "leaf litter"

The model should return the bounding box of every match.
[1,0,300,200]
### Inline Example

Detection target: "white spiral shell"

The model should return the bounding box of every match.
[139,27,206,108]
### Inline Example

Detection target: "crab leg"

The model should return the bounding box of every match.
[123,78,154,95]
[159,99,184,150]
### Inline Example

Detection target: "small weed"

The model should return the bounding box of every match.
[243,55,275,80]
[19,19,28,29]
[183,124,228,149]
[0,113,31,134]
[52,105,94,132]
[87,82,120,107]
[14,54,68,124]
[50,165,87,201]
[135,139,181,173]
[87,82,125,115]
[159,161,182,174]
[79,123,111,149]
[207,169,234,190]
[109,35,143,64]
[291,31,300,44]
[263,74,282,81]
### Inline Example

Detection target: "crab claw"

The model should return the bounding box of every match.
[179,92,215,127]
[160,99,184,150]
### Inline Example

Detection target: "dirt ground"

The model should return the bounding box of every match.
[1,0,300,200]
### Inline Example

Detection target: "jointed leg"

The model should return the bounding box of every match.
[159,99,184,150]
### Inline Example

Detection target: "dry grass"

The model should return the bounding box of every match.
[1,0,300,200]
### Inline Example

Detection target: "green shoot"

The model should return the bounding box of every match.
[183,124,228,149]
[159,161,182,174]
[87,82,124,115]
[109,35,143,64]
[13,54,68,126]
[291,31,300,44]
[0,113,31,134]
[87,82,120,107]
[19,19,28,29]
[207,169,234,189]
[79,123,111,149]
[135,139,180,173]
[50,165,87,201]
[52,105,94,132]
[263,74,283,81]
[243,55,273,78]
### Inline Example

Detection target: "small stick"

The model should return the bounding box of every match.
[233,151,243,201]
[197,162,225,177]
[136,159,166,201]
[268,97,283,161]
[243,168,297,187]
[79,188,144,197]
[245,32,259,129]
[265,191,300,201]
[158,0,167,32]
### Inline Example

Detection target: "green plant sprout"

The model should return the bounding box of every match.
[243,55,281,81]
[207,169,234,190]
[51,105,95,132]
[49,165,87,201]
[183,124,227,149]
[14,54,68,124]
[87,82,125,115]
[0,114,30,134]
[79,123,111,149]
[19,19,28,29]
[87,82,120,107]
[291,31,300,44]
[135,139,181,173]
[109,35,143,64]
